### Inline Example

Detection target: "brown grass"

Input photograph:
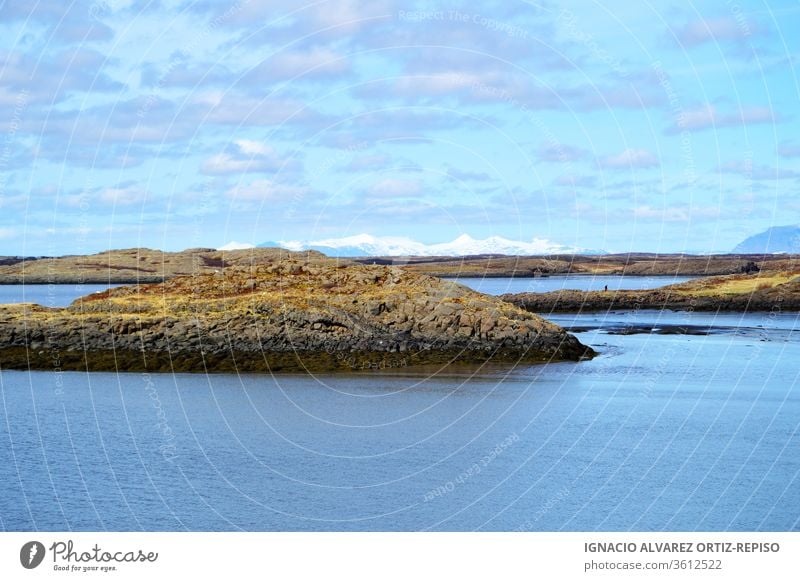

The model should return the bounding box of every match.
[678,272,800,296]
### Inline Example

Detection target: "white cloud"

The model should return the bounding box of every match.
[554,174,597,188]
[225,179,308,201]
[598,149,659,169]
[202,154,257,175]
[676,105,716,131]
[200,140,297,175]
[367,178,422,197]
[192,92,323,127]
[673,16,763,47]
[718,161,799,181]
[666,105,776,134]
[344,154,391,172]
[394,72,480,95]
[309,0,394,33]
[234,139,273,156]
[778,142,800,158]
[537,142,589,163]
[445,167,493,183]
[96,185,147,206]
[262,48,349,79]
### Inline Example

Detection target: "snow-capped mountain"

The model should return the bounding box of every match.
[258,234,601,257]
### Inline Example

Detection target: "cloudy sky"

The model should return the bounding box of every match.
[1,0,799,255]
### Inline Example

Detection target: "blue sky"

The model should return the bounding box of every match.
[1,0,799,255]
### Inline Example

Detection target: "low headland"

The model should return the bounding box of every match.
[362,253,797,277]
[503,270,800,313]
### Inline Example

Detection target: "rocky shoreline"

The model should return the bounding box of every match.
[0,261,594,373]
[503,273,800,313]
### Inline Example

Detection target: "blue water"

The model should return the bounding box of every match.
[0,278,689,308]
[1,310,798,531]
[0,284,122,307]
[451,275,696,295]
[0,285,798,531]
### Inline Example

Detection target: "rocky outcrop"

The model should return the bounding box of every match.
[0,261,593,373]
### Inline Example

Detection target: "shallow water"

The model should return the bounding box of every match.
[450,275,696,295]
[1,309,797,531]
[0,276,690,309]
[0,284,797,531]
[0,284,122,308]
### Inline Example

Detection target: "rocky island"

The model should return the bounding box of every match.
[0,259,593,373]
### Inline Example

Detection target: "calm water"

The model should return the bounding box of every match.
[0,284,122,307]
[0,278,689,308]
[451,275,696,295]
[0,285,798,531]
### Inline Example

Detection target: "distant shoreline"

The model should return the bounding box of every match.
[0,272,699,285]
[1,246,796,284]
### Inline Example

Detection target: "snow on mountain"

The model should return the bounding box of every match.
[427,234,582,256]
[260,234,600,257]
[273,234,425,257]
[218,241,256,251]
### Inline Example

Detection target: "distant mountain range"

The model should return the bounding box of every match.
[221,228,800,256]
[253,234,603,257]
[732,225,800,254]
